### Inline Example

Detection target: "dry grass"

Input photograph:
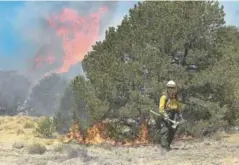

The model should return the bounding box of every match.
[224,133,239,144]
[0,116,60,147]
[27,142,47,155]
[221,156,239,165]
[0,116,239,165]
[53,143,65,153]
[24,121,35,129]
[12,141,25,149]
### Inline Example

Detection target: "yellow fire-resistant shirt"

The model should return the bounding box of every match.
[159,95,181,115]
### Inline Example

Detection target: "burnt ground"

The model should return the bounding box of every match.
[0,132,238,165]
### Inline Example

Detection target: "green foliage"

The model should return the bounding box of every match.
[36,117,55,137]
[55,1,239,140]
[107,122,139,141]
[70,76,109,132]
[82,1,226,121]
[53,86,74,133]
[29,73,68,116]
[178,100,228,137]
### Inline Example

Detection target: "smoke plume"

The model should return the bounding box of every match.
[10,1,119,80]
[1,1,138,116]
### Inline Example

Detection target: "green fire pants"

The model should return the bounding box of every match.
[160,110,179,149]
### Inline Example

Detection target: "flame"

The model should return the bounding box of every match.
[120,120,149,146]
[134,120,149,144]
[63,120,149,146]
[33,7,108,74]
[63,121,84,144]
[63,119,193,146]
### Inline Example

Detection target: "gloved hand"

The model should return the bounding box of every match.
[164,114,169,120]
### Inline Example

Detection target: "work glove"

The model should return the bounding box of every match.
[164,114,169,120]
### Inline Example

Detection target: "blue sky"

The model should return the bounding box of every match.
[0,1,239,72]
[0,2,24,64]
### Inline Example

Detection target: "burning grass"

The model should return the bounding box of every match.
[0,115,151,149]
[0,115,194,151]
[63,120,149,146]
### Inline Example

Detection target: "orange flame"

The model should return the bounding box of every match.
[63,121,84,144]
[50,7,107,73]
[63,120,149,146]
[33,7,108,74]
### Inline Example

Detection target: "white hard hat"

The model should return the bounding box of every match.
[166,80,176,88]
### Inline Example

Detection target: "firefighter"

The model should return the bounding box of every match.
[159,80,182,151]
